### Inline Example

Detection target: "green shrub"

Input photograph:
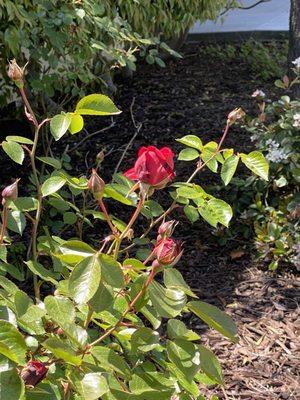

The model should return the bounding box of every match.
[0,0,228,108]
[221,71,300,271]
[0,61,269,399]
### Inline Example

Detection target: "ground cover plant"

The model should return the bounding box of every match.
[0,60,270,399]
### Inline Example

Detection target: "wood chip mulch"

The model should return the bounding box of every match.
[183,250,300,400]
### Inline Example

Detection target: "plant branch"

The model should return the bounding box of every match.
[0,203,7,246]
[114,97,142,175]
[87,267,156,348]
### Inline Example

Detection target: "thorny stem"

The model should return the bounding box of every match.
[30,124,43,300]
[99,198,117,234]
[119,195,145,241]
[19,87,38,127]
[19,87,49,300]
[0,203,7,246]
[87,266,156,348]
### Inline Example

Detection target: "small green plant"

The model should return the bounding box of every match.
[240,40,288,80]
[0,61,269,399]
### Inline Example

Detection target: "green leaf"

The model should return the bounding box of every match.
[91,346,131,379]
[123,258,146,271]
[221,155,239,186]
[164,269,197,298]
[178,148,199,161]
[167,319,200,341]
[57,240,95,264]
[176,135,203,150]
[2,141,24,164]
[176,184,206,200]
[41,176,67,197]
[103,186,132,205]
[13,290,31,315]
[75,94,121,116]
[50,113,72,141]
[184,205,199,223]
[0,368,25,400]
[89,283,113,313]
[140,305,161,330]
[99,254,125,288]
[0,320,27,364]
[201,142,218,172]
[241,151,269,181]
[37,157,62,169]
[0,276,19,295]
[80,373,109,400]
[198,198,233,228]
[69,113,84,134]
[69,255,101,304]
[198,345,223,384]
[63,212,77,225]
[131,327,159,353]
[0,305,17,326]
[6,210,26,235]
[0,245,7,263]
[6,135,33,145]
[188,301,238,342]
[149,281,186,318]
[43,338,82,365]
[9,197,38,212]
[44,295,75,325]
[143,200,164,218]
[167,339,201,379]
[129,372,175,399]
[25,260,58,284]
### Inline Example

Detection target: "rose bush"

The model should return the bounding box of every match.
[0,61,269,399]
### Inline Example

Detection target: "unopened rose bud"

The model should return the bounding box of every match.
[1,179,19,205]
[21,361,48,387]
[153,237,183,266]
[7,59,26,88]
[88,169,105,200]
[158,220,177,239]
[227,108,245,124]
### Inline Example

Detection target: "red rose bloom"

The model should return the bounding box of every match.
[124,146,175,188]
[21,360,48,387]
[153,237,183,266]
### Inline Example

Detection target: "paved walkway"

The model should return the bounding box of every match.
[190,0,289,33]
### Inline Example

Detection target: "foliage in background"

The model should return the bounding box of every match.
[0,62,269,399]
[0,0,231,108]
[201,40,288,81]
[220,71,300,271]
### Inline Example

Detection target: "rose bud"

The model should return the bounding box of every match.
[227,108,245,124]
[157,220,177,239]
[153,237,183,266]
[87,169,105,200]
[7,59,27,88]
[124,146,175,189]
[20,360,48,387]
[1,179,19,205]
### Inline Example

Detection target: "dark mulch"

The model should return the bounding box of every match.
[1,41,299,399]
